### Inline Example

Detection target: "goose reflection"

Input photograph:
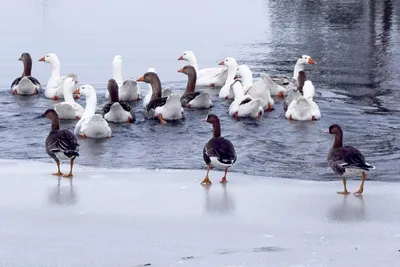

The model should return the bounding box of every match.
[202,183,235,215]
[326,195,366,222]
[48,177,78,206]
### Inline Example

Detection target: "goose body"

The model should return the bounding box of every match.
[271,55,316,86]
[11,53,41,95]
[284,71,307,111]
[229,80,263,119]
[54,77,84,120]
[102,79,134,123]
[142,68,173,108]
[285,80,321,121]
[178,51,228,87]
[178,65,212,109]
[39,53,78,100]
[326,124,375,195]
[218,57,238,99]
[105,55,141,101]
[74,85,112,139]
[43,109,79,177]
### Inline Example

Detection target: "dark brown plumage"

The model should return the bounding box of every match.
[102,79,133,119]
[11,52,41,90]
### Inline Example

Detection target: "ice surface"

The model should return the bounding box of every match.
[0,159,399,267]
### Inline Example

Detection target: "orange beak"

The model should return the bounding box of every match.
[136,76,145,82]
[218,61,225,66]
[308,58,317,64]
[38,57,45,62]
[73,89,80,94]
[177,68,184,73]
[178,55,184,60]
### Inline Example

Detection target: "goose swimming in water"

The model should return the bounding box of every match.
[11,53,41,95]
[102,79,134,123]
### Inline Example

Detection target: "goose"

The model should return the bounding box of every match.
[137,72,183,123]
[228,80,263,119]
[105,55,141,101]
[270,55,316,86]
[326,124,375,195]
[235,65,274,111]
[285,80,321,121]
[11,53,41,95]
[178,51,228,87]
[142,68,173,108]
[42,109,79,177]
[201,114,236,184]
[54,77,84,120]
[74,85,112,139]
[102,79,134,123]
[218,57,238,99]
[283,71,307,111]
[178,65,212,108]
[39,53,78,100]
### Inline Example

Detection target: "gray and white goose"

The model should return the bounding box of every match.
[11,53,41,95]
[43,109,80,178]
[102,79,134,123]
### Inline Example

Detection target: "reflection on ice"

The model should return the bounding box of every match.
[202,183,235,215]
[47,177,78,206]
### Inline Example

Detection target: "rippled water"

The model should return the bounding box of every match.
[0,0,399,181]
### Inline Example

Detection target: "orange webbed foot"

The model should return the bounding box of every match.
[52,96,58,100]
[63,173,73,178]
[201,177,212,185]
[52,172,63,176]
[220,177,228,183]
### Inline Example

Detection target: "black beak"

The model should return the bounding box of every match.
[40,113,46,118]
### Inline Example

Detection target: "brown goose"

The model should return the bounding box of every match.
[11,53,41,95]
[326,124,375,195]
[283,70,307,111]
[42,109,80,177]
[177,65,212,108]
[202,114,237,184]
[102,79,134,123]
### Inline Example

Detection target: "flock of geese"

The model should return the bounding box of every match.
[11,51,374,194]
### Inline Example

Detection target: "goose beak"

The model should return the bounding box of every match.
[177,68,183,73]
[218,61,225,66]
[308,58,317,64]
[73,89,80,94]
[136,76,145,82]
[38,57,45,62]
[178,55,184,60]
[18,57,22,61]
[74,80,78,85]
[234,75,238,79]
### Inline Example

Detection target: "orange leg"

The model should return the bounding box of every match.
[34,88,38,95]
[13,90,18,95]
[337,176,350,195]
[220,169,228,183]
[81,134,87,139]
[311,116,316,121]
[52,96,58,100]
[288,115,292,120]
[278,91,284,98]
[266,103,272,111]
[200,165,212,185]
[74,95,80,100]
[63,159,74,178]
[233,112,239,120]
[353,172,366,195]
[127,117,133,123]
[52,161,63,176]
[75,116,80,120]
[158,114,167,124]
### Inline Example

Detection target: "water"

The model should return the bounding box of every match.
[0,0,399,181]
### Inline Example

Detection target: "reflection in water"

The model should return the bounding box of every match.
[326,195,366,222]
[202,184,235,215]
[48,177,78,206]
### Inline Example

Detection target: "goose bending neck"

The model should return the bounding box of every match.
[113,60,123,84]
[83,94,97,117]
[23,58,32,77]
[184,71,197,95]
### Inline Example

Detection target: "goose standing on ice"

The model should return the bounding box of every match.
[11,53,41,95]
[102,79,134,123]
[178,65,212,109]
[178,51,228,87]
[42,109,79,177]
[326,124,375,195]
[202,114,236,185]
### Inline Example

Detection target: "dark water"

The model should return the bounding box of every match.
[0,0,399,181]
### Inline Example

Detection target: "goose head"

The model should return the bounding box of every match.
[177,65,196,77]
[74,85,95,98]
[113,55,123,66]
[236,64,252,81]
[63,77,78,93]
[298,55,317,65]
[18,52,32,62]
[178,51,195,62]
[302,80,315,99]
[218,57,238,70]
[136,72,159,84]
[38,53,59,64]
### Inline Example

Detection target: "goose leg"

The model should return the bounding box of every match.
[52,161,63,176]
[201,165,212,185]
[220,169,228,183]
[63,159,74,178]
[353,172,366,195]
[337,176,350,194]
[158,114,167,124]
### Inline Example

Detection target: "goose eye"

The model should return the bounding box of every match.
[183,53,186,56]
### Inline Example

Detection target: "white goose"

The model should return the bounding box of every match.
[74,85,112,139]
[229,80,263,119]
[54,77,84,120]
[236,65,275,111]
[285,80,321,121]
[39,53,78,100]
[142,68,173,108]
[178,51,228,87]
[218,57,238,99]
[105,55,141,101]
[271,55,316,86]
